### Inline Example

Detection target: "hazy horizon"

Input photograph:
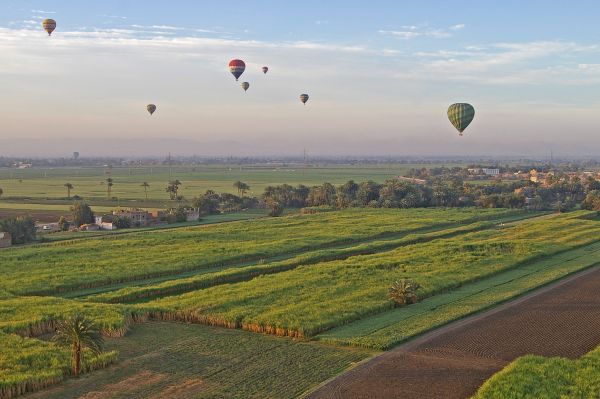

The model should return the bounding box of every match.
[2,1,600,157]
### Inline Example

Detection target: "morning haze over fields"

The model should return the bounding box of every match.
[1,1,600,399]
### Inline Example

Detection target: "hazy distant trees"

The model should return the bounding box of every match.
[0,216,36,244]
[71,202,94,227]
[0,187,3,198]
[64,183,74,199]
[141,182,150,201]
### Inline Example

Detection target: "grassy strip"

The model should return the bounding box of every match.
[0,208,516,296]
[84,220,504,304]
[317,241,600,349]
[0,332,117,399]
[136,212,600,339]
[473,346,600,399]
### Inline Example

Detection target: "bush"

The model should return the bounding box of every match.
[388,278,421,306]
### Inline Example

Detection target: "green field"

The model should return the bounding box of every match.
[474,345,600,399]
[2,208,600,399]
[0,163,457,203]
[135,212,600,338]
[0,208,514,296]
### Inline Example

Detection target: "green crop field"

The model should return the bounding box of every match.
[473,345,600,399]
[21,322,372,399]
[2,208,599,399]
[0,163,461,203]
[135,212,600,338]
[0,207,514,296]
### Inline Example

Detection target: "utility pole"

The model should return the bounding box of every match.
[168,152,172,178]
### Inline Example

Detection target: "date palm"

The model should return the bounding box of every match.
[141,182,150,201]
[389,278,421,306]
[64,183,74,199]
[52,315,104,377]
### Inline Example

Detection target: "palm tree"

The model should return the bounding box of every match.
[64,183,74,199]
[388,278,421,306]
[233,181,250,197]
[52,315,104,377]
[106,178,113,199]
[141,182,150,201]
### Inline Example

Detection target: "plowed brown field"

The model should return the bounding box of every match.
[308,265,600,399]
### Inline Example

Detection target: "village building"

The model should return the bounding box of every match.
[0,232,12,248]
[112,208,152,227]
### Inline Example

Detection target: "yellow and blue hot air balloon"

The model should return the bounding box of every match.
[42,19,56,36]
[299,94,309,105]
[447,103,475,136]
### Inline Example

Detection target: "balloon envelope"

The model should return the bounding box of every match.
[42,19,56,36]
[299,94,309,104]
[147,104,157,115]
[228,59,246,81]
[241,82,250,92]
[447,103,475,136]
[262,66,269,74]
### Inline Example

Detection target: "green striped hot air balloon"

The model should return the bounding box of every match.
[447,103,475,136]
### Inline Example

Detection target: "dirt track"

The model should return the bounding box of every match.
[308,265,600,399]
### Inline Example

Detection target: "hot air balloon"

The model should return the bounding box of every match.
[228,59,246,81]
[147,104,157,115]
[42,19,56,36]
[299,94,309,105]
[241,82,250,92]
[262,66,269,74]
[447,103,475,136]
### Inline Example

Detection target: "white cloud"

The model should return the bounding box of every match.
[449,24,466,31]
[100,15,128,20]
[31,9,56,14]
[379,24,465,40]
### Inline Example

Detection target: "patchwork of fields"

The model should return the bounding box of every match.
[1,207,599,398]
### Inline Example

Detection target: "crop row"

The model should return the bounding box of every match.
[86,220,501,304]
[0,208,515,296]
[136,212,600,339]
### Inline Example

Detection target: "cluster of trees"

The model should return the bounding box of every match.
[0,216,36,244]
[192,189,259,215]
[259,173,600,213]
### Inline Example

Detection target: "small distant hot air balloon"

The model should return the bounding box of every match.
[147,104,157,115]
[42,19,56,36]
[241,82,250,92]
[262,66,269,74]
[228,59,246,81]
[447,103,475,136]
[299,94,309,105]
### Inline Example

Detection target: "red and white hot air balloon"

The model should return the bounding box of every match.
[228,59,246,81]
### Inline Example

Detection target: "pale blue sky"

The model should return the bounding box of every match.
[2,1,600,157]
